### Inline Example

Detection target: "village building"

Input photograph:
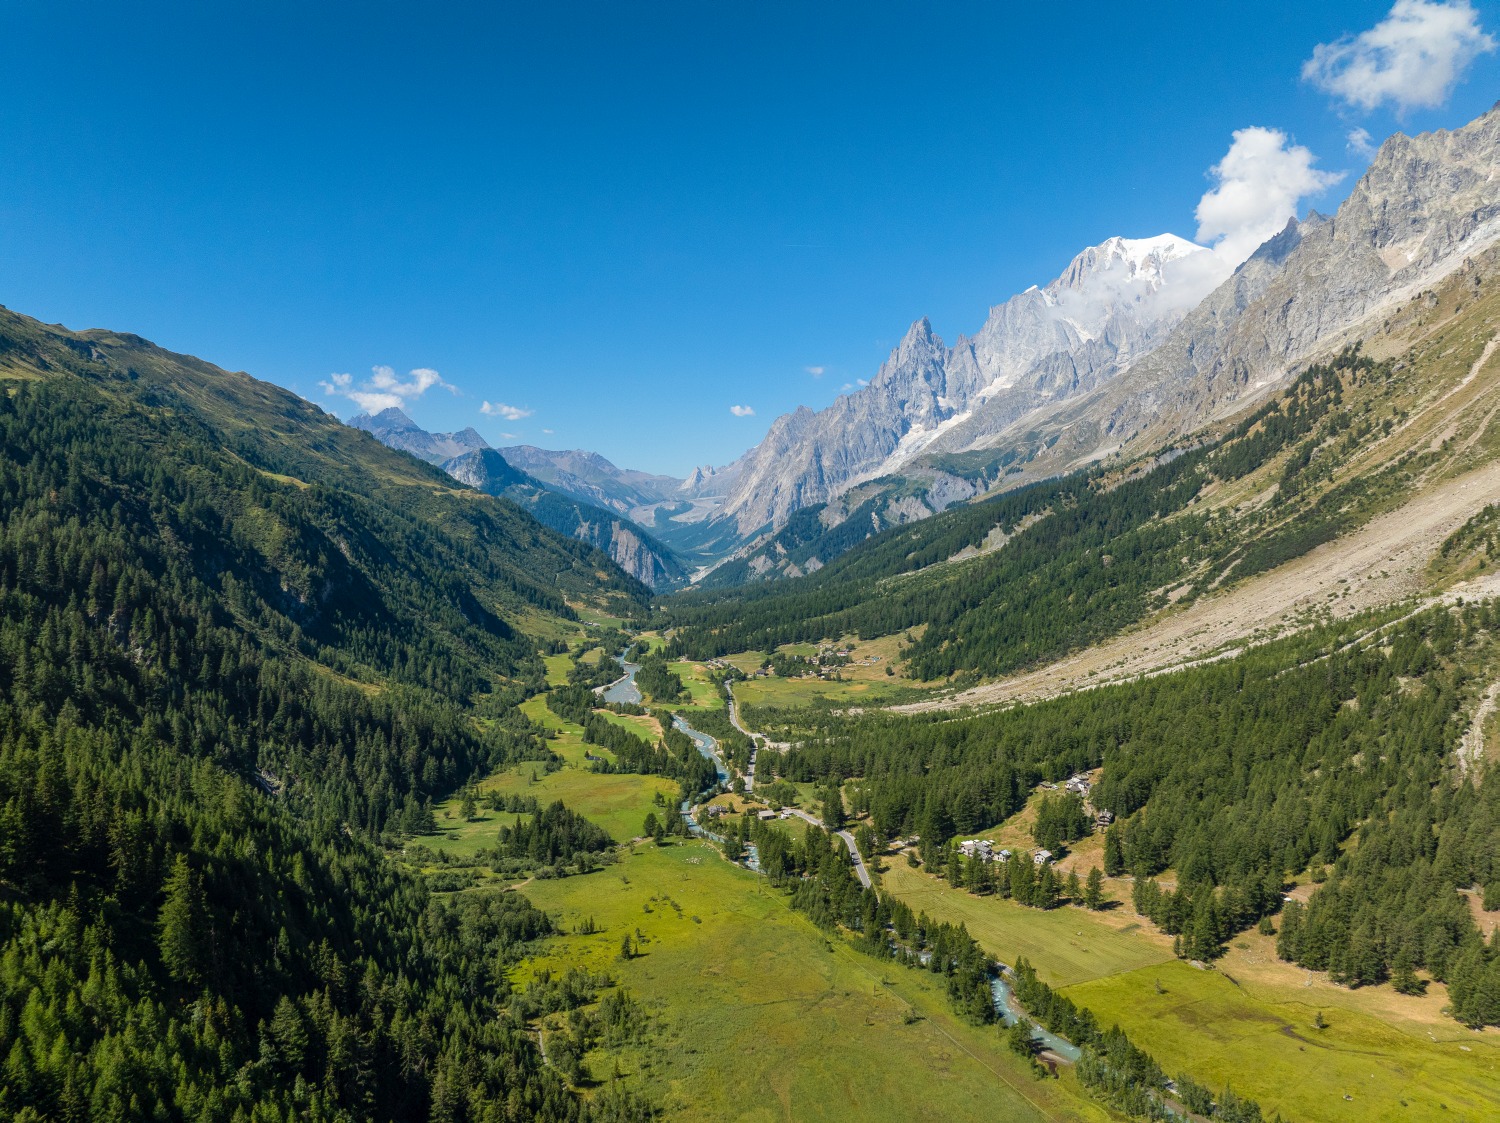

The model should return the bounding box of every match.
[1033,849,1054,865]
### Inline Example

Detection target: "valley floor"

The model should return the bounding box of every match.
[875,861,1500,1123]
[520,844,1108,1123]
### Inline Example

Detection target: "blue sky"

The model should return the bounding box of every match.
[2,2,1497,475]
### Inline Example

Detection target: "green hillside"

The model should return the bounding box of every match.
[0,307,652,1121]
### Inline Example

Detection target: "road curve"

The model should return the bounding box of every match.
[727,682,868,886]
[725,681,757,792]
[782,808,872,889]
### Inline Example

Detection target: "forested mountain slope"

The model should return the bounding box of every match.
[350,409,691,587]
[756,605,1500,1031]
[0,305,651,1121]
[664,242,1500,690]
[444,447,689,589]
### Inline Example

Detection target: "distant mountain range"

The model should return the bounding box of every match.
[366,104,1500,594]
[694,102,1500,586]
[719,233,1225,536]
[349,408,694,587]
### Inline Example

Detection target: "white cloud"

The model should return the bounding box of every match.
[805,365,825,377]
[1046,241,1231,329]
[542,428,555,435]
[320,365,455,414]
[1347,126,1378,158]
[500,432,519,440]
[729,404,755,417]
[857,379,869,387]
[1195,128,1344,267]
[481,401,534,421]
[1303,1,1494,114]
[841,382,855,391]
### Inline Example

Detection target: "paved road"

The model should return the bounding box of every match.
[725,682,757,791]
[782,808,872,889]
[729,683,871,887]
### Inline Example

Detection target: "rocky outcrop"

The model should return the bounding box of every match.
[718,235,1223,534]
[987,103,1500,478]
[495,445,684,513]
[345,414,691,587]
[713,104,1500,550]
[442,449,688,589]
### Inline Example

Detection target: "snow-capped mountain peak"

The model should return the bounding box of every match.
[716,232,1228,532]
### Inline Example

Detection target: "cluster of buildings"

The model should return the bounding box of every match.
[956,838,1055,865]
[1044,772,1115,828]
[756,808,794,821]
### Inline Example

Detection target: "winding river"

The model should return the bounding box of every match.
[601,655,1067,1040]
[602,654,753,866]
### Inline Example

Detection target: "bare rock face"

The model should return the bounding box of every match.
[716,104,1500,545]
[999,102,1500,476]
[443,449,688,589]
[496,445,686,513]
[719,235,1223,534]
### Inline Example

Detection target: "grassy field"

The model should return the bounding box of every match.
[878,861,1171,987]
[416,697,677,857]
[666,659,725,710]
[726,635,938,710]
[1069,957,1500,1123]
[544,652,574,686]
[594,708,664,741]
[877,859,1500,1122]
[517,844,1112,1123]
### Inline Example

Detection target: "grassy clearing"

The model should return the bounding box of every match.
[879,861,1500,1122]
[665,660,724,710]
[544,652,574,686]
[419,696,679,847]
[877,861,1171,987]
[518,844,1111,1123]
[594,709,663,741]
[476,761,675,846]
[727,635,937,710]
[1068,958,1500,1123]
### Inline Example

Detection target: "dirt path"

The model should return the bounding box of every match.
[897,458,1500,712]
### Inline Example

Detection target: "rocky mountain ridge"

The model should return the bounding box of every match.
[975,102,1500,484]
[705,103,1500,573]
[443,448,688,588]
[349,406,488,463]
[717,233,1225,534]
[345,411,690,587]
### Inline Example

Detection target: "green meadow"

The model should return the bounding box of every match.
[1070,959,1500,1123]
[877,858,1500,1123]
[418,697,676,857]
[666,659,725,710]
[878,861,1171,987]
[517,843,1112,1123]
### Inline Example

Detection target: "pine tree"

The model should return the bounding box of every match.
[1103,825,1125,877]
[822,785,846,831]
[1084,867,1105,910]
[157,855,205,987]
